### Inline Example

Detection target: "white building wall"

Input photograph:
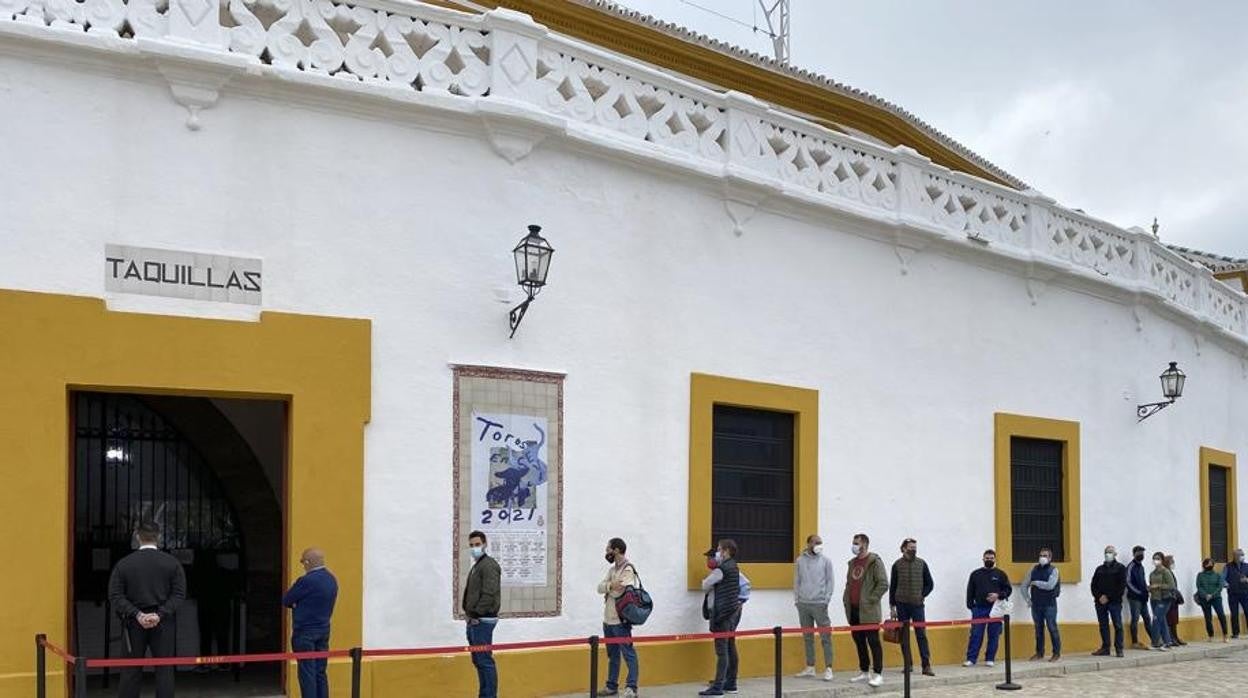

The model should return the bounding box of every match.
[1,29,1245,653]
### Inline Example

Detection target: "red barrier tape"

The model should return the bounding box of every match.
[40,639,76,664]
[88,649,351,669]
[49,614,1010,668]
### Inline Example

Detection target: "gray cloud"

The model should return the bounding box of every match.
[615,0,1248,256]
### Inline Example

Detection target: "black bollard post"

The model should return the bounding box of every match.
[73,658,88,698]
[772,626,782,698]
[995,615,1022,691]
[350,647,363,698]
[587,635,600,697]
[901,621,913,698]
[35,634,46,698]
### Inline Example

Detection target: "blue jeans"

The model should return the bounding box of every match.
[603,623,638,690]
[965,604,1001,663]
[895,602,930,665]
[1094,601,1123,652]
[291,630,329,698]
[1149,599,1173,647]
[1127,596,1153,645]
[709,608,741,691]
[1030,604,1060,655]
[467,620,498,698]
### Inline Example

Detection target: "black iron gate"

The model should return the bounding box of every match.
[72,392,245,678]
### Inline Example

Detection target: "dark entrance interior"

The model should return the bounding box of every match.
[71,392,286,696]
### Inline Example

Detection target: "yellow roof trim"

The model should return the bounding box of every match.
[480,0,1017,188]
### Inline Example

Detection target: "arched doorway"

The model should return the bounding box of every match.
[72,391,285,695]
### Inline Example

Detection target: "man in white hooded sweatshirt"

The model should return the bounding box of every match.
[793,534,836,681]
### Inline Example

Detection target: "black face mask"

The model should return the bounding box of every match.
[984,560,995,569]
[1134,554,1144,562]
[605,552,616,563]
[1204,565,1214,571]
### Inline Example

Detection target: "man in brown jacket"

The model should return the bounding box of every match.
[462,530,501,698]
[844,533,887,688]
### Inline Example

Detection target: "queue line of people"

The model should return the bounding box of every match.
[103,520,1248,698]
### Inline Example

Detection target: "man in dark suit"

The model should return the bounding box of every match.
[108,521,186,698]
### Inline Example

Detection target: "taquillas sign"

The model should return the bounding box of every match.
[105,244,262,305]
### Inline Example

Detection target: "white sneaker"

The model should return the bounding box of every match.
[962,660,975,667]
[621,689,637,698]
[985,660,995,667]
[868,673,883,687]
[850,672,869,683]
[822,668,834,681]
[795,666,815,678]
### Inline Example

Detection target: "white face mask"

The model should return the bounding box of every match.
[811,544,824,555]
[1105,553,1116,563]
[1153,560,1163,567]
[1038,556,1050,566]
[851,543,862,555]
[470,545,484,559]
[714,551,723,562]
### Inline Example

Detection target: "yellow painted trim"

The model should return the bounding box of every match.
[993,413,1082,583]
[477,1,1014,188]
[689,373,818,590]
[1214,270,1248,292]
[1199,447,1239,561]
[0,290,370,698]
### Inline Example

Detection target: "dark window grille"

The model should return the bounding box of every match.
[1209,465,1229,563]
[1010,436,1064,563]
[712,405,794,563]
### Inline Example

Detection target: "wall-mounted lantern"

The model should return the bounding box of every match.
[1136,361,1186,422]
[508,225,554,338]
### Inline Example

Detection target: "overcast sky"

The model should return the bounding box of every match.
[614,0,1248,257]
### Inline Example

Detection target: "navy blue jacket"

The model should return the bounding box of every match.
[283,567,338,634]
[1125,559,1149,602]
[1025,564,1060,608]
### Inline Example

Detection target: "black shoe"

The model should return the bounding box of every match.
[698,689,724,697]
[1090,648,1110,656]
[595,690,618,697]
[1115,649,1124,657]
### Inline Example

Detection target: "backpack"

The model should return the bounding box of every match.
[614,564,654,626]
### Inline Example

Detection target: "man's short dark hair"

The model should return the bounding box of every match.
[1039,547,1053,556]
[1132,545,1145,554]
[717,539,738,558]
[901,538,916,550]
[469,530,487,545]
[609,537,627,554]
[854,533,870,545]
[135,521,160,543]
[983,549,996,557]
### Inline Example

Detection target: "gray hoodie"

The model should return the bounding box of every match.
[794,550,836,604]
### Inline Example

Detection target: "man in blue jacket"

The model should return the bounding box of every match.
[283,547,339,698]
[1225,548,1248,639]
[1124,545,1154,650]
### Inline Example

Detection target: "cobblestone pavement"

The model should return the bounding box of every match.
[877,650,1247,696]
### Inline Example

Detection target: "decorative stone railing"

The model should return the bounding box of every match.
[3,0,1245,340]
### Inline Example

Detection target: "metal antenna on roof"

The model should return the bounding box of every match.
[757,0,790,64]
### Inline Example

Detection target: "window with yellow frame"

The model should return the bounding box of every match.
[1200,447,1239,563]
[993,413,1082,582]
[688,373,818,589]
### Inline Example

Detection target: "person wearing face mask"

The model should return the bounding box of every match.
[1163,555,1186,646]
[843,533,888,688]
[462,530,501,698]
[889,538,935,676]
[1124,545,1155,650]
[1223,548,1248,639]
[1021,547,1061,662]
[596,538,639,697]
[1147,551,1176,651]
[699,540,741,697]
[1195,557,1229,643]
[1089,545,1127,657]
[793,534,835,681]
[964,549,1011,667]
